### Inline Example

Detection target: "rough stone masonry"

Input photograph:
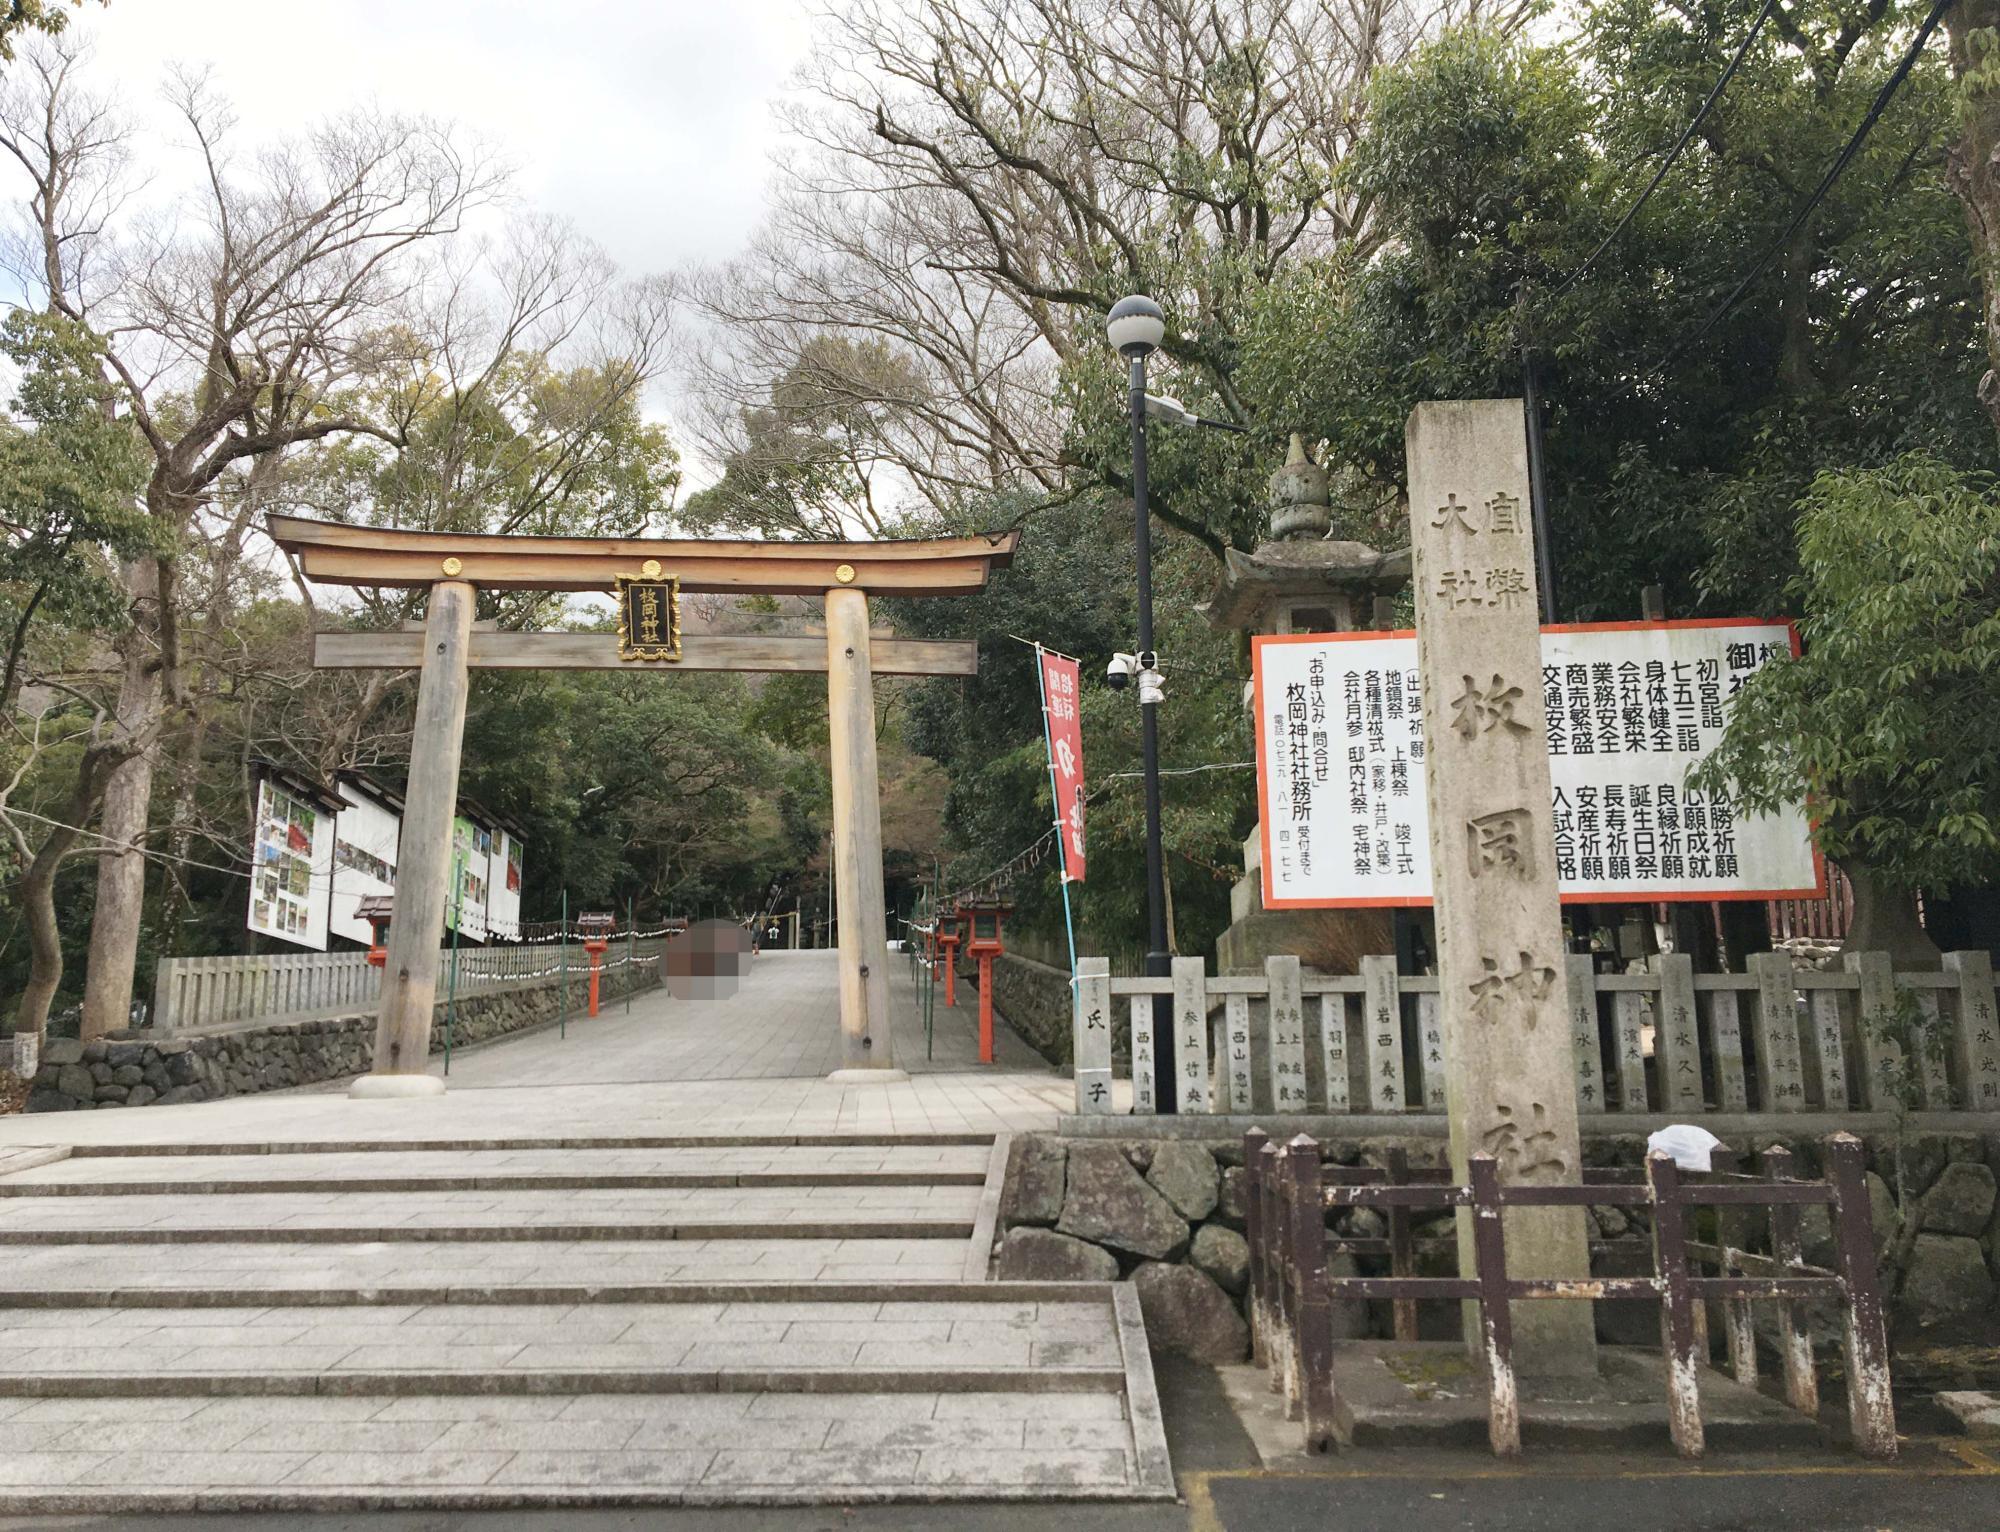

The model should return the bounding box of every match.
[1407,399,1596,1376]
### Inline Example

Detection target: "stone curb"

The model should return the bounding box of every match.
[0,1279,1130,1308]
[0,1482,1177,1513]
[1111,1282,1174,1495]
[962,1132,1012,1282]
[0,1366,1131,1398]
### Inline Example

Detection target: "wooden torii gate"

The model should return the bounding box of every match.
[269,515,1018,1096]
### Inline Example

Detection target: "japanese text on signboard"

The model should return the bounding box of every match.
[1253,622,1816,907]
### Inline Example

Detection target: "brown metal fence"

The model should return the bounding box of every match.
[1242,1128,1895,1460]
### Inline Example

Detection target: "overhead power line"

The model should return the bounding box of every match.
[1647,0,1953,377]
[1555,0,1780,297]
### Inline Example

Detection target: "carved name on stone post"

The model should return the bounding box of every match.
[1407,400,1596,1376]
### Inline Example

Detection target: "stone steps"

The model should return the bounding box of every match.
[0,1183,984,1244]
[0,1133,1174,1507]
[5,1143,993,1192]
[62,1132,997,1155]
[0,1385,1157,1509]
[0,1237,977,1289]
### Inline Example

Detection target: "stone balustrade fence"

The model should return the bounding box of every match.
[1071,950,2000,1120]
[152,938,666,1035]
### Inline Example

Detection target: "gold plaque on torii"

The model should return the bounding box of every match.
[614,572,682,662]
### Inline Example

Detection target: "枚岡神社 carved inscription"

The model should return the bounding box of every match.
[1408,398,1595,1375]
[615,574,682,662]
[1467,807,1533,878]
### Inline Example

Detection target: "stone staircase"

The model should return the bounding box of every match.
[0,1134,1172,1510]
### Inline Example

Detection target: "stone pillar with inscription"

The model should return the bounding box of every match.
[1407,400,1596,1376]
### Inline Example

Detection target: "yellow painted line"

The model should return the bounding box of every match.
[1942,1440,2000,1472]
[1180,1471,1223,1532]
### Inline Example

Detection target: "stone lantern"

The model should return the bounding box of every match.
[577,912,616,1016]
[1201,436,1411,976]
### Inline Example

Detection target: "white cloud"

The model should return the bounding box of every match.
[79,0,815,275]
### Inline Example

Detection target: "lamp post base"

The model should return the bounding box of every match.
[826,1067,911,1084]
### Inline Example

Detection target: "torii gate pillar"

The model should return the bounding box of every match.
[351,580,473,1098]
[824,586,900,1077]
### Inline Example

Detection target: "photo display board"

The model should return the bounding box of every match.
[328,779,400,946]
[1253,620,1821,908]
[447,815,492,939]
[247,776,334,949]
[486,827,525,940]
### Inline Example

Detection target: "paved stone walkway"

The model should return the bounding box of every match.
[0,949,1170,1509]
[0,950,1071,1154]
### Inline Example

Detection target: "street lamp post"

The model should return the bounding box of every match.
[1106,295,1177,1114]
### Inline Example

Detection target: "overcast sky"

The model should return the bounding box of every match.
[82,0,817,276]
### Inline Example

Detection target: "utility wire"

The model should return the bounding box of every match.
[1647,0,1951,377]
[1555,0,1779,296]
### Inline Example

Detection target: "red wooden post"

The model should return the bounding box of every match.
[1467,1155,1520,1455]
[1823,1132,1898,1458]
[1286,1133,1340,1451]
[1761,1145,1818,1415]
[1647,1150,1706,1458]
[938,909,961,1008]
[1244,1128,1270,1369]
[977,953,994,1061]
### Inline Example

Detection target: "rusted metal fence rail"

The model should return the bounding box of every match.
[1242,1127,1895,1459]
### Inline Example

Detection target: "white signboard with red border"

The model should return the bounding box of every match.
[1252,619,1823,909]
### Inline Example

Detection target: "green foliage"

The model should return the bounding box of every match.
[680,339,902,540]
[0,309,157,703]
[293,356,680,628]
[1239,9,1988,619]
[1692,454,2000,893]
[456,664,814,919]
[890,492,1253,964]
[0,1,84,60]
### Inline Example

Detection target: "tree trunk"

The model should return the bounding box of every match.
[12,833,76,1043]
[1945,0,2000,436]
[79,557,164,1041]
[1839,864,1942,968]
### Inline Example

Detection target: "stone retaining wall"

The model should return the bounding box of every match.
[24,964,658,1112]
[994,1128,2000,1363]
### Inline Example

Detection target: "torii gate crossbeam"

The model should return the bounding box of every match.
[268,515,1017,1094]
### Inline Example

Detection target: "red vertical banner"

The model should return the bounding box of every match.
[1039,650,1088,882]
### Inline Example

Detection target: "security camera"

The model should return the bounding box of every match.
[1106,652,1137,690]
